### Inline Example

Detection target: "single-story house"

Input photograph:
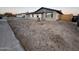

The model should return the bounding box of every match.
[25,7,63,21]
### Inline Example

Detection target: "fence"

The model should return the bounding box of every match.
[59,14,73,22]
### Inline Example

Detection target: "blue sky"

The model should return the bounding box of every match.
[0,7,79,15]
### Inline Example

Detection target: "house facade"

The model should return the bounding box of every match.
[25,7,63,21]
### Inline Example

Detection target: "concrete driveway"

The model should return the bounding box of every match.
[0,19,24,51]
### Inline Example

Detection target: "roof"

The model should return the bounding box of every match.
[32,7,63,14]
[16,7,63,15]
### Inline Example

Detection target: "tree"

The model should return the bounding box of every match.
[4,12,16,17]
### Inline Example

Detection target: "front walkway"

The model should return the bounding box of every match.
[0,19,24,51]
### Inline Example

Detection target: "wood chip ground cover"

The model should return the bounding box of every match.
[8,20,79,51]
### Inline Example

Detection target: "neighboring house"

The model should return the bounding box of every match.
[16,13,26,18]
[25,7,63,21]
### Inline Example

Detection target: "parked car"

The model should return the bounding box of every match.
[77,16,79,27]
[72,15,79,27]
[0,16,3,19]
[72,16,78,22]
[77,20,79,27]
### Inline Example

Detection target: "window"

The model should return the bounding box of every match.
[46,13,51,18]
[51,13,53,18]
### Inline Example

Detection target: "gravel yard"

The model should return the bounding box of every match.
[8,19,79,51]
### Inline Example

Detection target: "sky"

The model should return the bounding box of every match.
[0,7,79,15]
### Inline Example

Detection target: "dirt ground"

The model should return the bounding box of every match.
[8,19,79,51]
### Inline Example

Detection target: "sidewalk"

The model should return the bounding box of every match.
[0,19,24,51]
